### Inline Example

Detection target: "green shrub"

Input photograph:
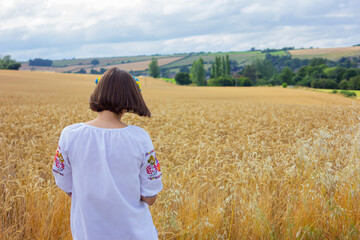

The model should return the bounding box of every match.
[332,90,338,94]
[340,90,357,97]
[282,83,288,88]
[349,75,360,90]
[339,80,349,90]
[208,76,234,86]
[175,72,191,85]
[237,77,252,86]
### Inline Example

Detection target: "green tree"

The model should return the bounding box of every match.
[221,56,226,76]
[149,58,160,78]
[309,58,326,66]
[218,76,233,86]
[269,74,282,86]
[307,66,327,79]
[238,77,252,86]
[327,67,346,83]
[324,79,338,89]
[243,65,257,84]
[90,69,100,74]
[190,58,206,86]
[296,66,308,78]
[253,59,275,81]
[339,79,349,90]
[0,55,21,70]
[75,68,86,74]
[280,67,294,85]
[225,55,231,76]
[311,80,320,88]
[175,72,191,85]
[215,56,221,78]
[348,75,360,90]
[208,76,233,86]
[210,63,215,78]
[91,59,99,65]
[343,69,357,80]
[29,58,52,66]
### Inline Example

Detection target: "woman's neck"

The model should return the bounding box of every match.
[86,110,127,129]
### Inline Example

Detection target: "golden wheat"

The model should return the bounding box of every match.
[1,70,360,239]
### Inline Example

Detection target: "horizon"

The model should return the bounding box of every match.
[17,45,360,62]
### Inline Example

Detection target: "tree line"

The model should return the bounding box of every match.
[0,55,21,70]
[148,56,233,86]
[240,55,360,90]
[148,54,360,90]
[29,58,53,66]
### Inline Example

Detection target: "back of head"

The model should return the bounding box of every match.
[89,67,151,117]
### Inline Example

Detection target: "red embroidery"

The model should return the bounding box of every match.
[54,146,65,171]
[145,151,161,180]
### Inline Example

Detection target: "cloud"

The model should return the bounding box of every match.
[1,0,359,60]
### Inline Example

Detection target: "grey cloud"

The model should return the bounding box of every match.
[1,0,359,60]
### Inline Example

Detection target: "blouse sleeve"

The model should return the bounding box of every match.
[52,130,72,193]
[140,135,163,198]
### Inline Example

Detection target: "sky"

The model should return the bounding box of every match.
[1,0,359,61]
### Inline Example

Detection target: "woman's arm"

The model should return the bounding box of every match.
[141,195,157,206]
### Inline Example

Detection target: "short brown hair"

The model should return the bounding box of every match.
[89,67,151,117]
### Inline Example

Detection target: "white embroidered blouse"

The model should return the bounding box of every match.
[52,123,163,240]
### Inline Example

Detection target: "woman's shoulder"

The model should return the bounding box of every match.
[127,125,151,138]
[62,123,84,132]
[60,123,85,137]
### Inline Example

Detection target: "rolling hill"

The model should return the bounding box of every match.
[19,46,360,75]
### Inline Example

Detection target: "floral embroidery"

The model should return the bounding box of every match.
[154,162,161,172]
[149,173,162,180]
[53,169,64,176]
[148,155,156,165]
[54,146,65,172]
[145,150,161,180]
[145,149,155,157]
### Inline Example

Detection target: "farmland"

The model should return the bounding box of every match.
[289,46,360,61]
[1,70,360,239]
[18,46,360,76]
[160,51,287,70]
[20,56,185,73]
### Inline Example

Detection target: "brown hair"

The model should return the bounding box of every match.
[89,67,151,117]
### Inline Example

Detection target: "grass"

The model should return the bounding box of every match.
[161,78,176,84]
[1,70,360,239]
[314,88,360,97]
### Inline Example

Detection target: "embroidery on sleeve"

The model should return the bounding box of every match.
[145,151,162,180]
[53,146,65,175]
[145,149,155,156]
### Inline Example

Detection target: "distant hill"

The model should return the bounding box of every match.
[19,46,360,75]
[289,46,360,60]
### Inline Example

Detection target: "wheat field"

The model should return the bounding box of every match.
[289,46,360,60]
[1,70,360,239]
